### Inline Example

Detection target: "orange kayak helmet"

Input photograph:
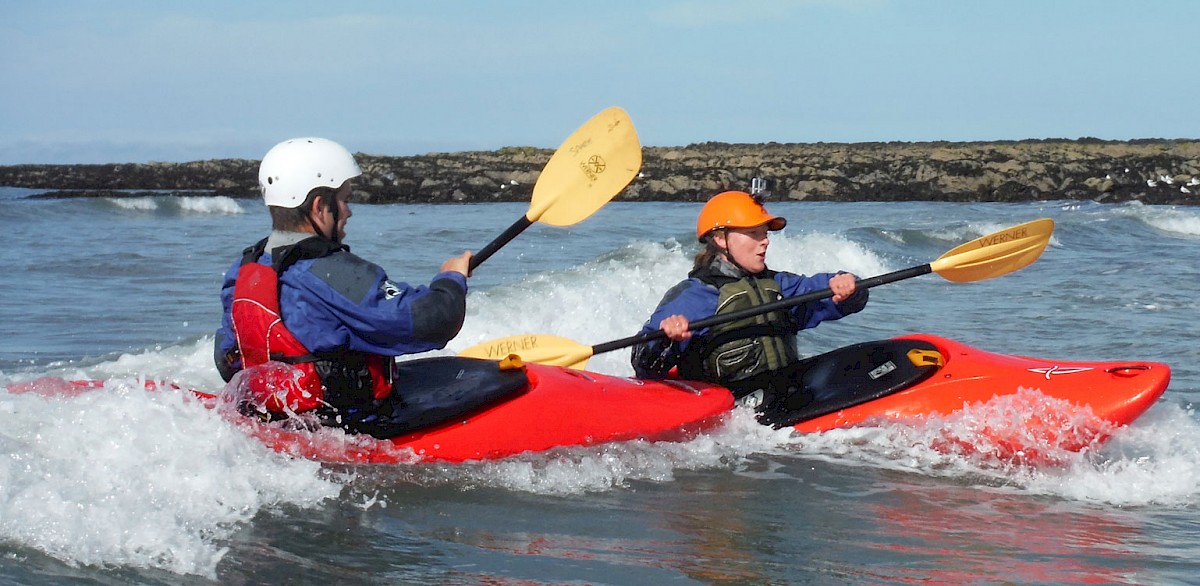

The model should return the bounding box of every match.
[696,190,787,241]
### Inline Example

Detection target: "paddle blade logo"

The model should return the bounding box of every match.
[581,154,607,180]
[466,335,544,360]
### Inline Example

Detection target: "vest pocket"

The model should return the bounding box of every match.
[713,339,764,381]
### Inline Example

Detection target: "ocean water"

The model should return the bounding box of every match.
[1,188,1198,584]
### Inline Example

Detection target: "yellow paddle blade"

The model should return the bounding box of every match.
[929,218,1054,283]
[458,334,595,370]
[527,107,642,227]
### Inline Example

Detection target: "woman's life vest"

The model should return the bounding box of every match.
[230,237,393,415]
[676,270,801,390]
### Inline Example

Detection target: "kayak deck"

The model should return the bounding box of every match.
[785,334,1170,434]
[249,361,734,464]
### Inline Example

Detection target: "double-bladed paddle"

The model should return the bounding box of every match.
[469,107,642,271]
[459,218,1055,369]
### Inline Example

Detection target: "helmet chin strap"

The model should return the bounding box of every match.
[308,197,341,244]
[713,230,753,276]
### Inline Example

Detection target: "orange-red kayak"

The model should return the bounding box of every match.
[5,357,734,465]
[238,360,735,464]
[767,334,1169,454]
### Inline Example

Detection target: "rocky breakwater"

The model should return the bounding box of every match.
[625,139,1200,206]
[2,139,1198,205]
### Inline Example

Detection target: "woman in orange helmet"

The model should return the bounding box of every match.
[631,190,868,413]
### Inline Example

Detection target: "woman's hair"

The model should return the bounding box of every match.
[268,186,339,230]
[693,235,723,270]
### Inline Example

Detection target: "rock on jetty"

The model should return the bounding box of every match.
[2,139,1197,205]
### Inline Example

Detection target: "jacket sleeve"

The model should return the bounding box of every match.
[631,279,715,379]
[283,251,469,356]
[775,270,868,330]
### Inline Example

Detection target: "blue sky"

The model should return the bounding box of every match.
[2,0,1197,164]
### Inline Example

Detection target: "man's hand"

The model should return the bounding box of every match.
[442,251,473,277]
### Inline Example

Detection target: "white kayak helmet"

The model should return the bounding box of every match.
[258,137,362,208]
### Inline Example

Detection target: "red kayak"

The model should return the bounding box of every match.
[235,358,734,464]
[5,357,734,464]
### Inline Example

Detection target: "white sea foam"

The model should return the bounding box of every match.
[767,229,890,277]
[177,195,244,215]
[1142,209,1200,237]
[0,376,341,579]
[105,197,158,211]
[1022,405,1200,506]
[101,195,245,215]
[1095,200,1200,237]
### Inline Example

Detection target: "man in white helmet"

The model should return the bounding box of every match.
[213,137,474,438]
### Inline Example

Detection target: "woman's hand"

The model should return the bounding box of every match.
[659,314,692,342]
[829,273,858,303]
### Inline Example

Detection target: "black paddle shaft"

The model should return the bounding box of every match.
[591,263,934,355]
[470,216,534,271]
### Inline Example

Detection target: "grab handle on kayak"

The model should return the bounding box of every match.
[1107,365,1153,377]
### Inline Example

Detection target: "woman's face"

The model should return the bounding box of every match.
[715,224,770,273]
